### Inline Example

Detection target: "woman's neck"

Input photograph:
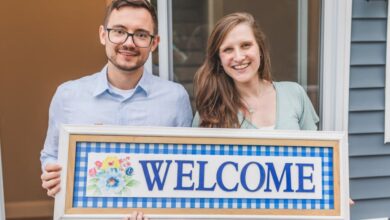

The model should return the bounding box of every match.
[235,78,268,99]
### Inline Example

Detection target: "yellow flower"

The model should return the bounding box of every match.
[102,156,120,170]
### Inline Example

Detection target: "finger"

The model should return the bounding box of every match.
[41,170,61,181]
[47,189,53,197]
[50,183,61,196]
[42,176,61,190]
[136,212,143,220]
[130,211,138,220]
[44,163,62,172]
[47,188,56,198]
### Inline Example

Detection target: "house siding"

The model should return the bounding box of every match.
[349,0,390,219]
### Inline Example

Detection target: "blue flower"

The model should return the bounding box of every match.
[98,170,125,195]
[106,176,119,188]
[125,167,134,176]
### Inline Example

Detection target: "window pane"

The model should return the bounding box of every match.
[171,0,321,116]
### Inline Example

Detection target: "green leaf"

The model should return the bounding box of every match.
[87,185,98,191]
[126,179,138,187]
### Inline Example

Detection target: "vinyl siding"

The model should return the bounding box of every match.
[349,0,390,219]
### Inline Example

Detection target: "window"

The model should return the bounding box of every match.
[171,0,320,111]
[153,0,352,131]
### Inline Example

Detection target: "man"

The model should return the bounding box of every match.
[40,0,192,197]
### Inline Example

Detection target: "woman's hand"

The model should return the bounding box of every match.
[123,211,149,220]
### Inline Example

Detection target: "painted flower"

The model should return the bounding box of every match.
[125,167,134,176]
[95,161,102,168]
[88,168,97,177]
[102,156,120,170]
[98,170,125,195]
[87,155,138,196]
[107,177,119,187]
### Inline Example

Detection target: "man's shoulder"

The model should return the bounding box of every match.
[58,71,100,90]
[55,71,101,98]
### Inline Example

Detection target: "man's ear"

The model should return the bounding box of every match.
[150,35,160,52]
[99,25,107,46]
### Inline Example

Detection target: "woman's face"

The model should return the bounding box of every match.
[218,23,261,85]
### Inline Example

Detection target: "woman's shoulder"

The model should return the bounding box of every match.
[273,81,306,97]
[191,111,200,127]
[273,81,302,90]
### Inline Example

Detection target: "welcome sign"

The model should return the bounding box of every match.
[85,152,323,200]
[54,126,349,220]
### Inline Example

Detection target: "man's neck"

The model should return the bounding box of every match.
[107,64,144,90]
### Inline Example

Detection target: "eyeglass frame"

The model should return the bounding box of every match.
[105,28,155,48]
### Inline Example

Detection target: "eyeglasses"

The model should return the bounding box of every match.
[106,28,155,48]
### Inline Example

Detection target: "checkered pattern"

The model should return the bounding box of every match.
[73,142,334,210]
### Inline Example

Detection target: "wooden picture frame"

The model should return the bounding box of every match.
[54,125,349,220]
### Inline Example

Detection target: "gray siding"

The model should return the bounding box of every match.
[349,0,390,219]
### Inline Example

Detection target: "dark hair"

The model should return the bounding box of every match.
[194,12,272,128]
[104,0,158,34]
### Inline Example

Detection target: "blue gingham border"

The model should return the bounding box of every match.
[73,142,334,210]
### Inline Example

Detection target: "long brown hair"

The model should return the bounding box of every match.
[194,12,272,128]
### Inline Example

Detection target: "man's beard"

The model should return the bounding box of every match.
[108,45,146,72]
[108,56,146,72]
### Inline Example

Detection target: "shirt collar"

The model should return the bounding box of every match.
[93,65,110,97]
[93,65,152,97]
[135,68,152,96]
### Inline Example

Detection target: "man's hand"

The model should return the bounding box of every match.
[41,163,62,197]
[123,211,149,220]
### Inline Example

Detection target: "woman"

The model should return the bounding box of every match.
[192,12,358,206]
[192,12,319,129]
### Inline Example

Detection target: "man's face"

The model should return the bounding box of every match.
[99,6,159,74]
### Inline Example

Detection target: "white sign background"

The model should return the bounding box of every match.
[86,152,323,199]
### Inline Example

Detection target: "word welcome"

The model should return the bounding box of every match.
[134,154,323,199]
[140,160,316,193]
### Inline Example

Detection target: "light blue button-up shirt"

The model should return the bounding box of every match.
[40,66,193,169]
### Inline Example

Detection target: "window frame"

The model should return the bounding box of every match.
[156,0,173,80]
[385,2,390,143]
[320,0,352,132]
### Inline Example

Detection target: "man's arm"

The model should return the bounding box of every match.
[40,84,68,196]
